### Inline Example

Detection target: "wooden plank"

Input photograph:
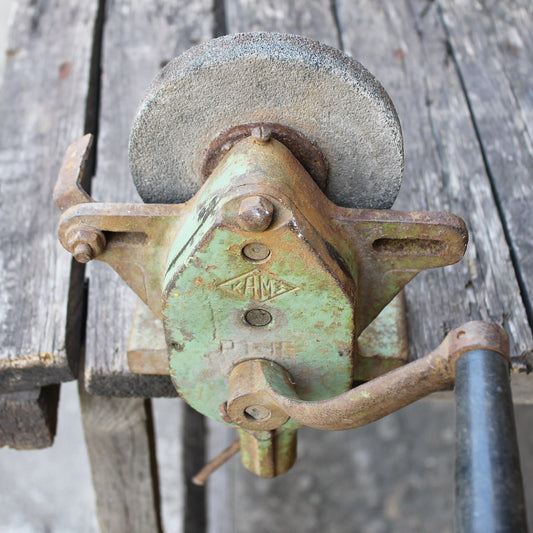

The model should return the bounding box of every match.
[0,0,101,392]
[0,385,59,449]
[333,0,533,359]
[79,386,163,533]
[225,0,341,48]
[84,0,214,397]
[183,405,207,533]
[206,421,237,533]
[438,0,533,336]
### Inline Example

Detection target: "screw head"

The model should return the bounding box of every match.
[237,196,274,232]
[251,125,272,144]
[245,309,272,327]
[244,404,272,421]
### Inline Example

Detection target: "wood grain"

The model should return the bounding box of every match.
[79,386,163,533]
[335,0,533,359]
[0,0,100,392]
[84,0,214,397]
[0,385,59,449]
[438,0,533,336]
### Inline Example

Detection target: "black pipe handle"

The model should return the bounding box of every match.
[455,349,528,533]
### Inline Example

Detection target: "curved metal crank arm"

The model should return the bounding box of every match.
[227,322,509,432]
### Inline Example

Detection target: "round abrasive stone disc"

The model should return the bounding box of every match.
[129,32,404,208]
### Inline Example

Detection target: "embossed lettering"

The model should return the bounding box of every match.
[219,269,299,302]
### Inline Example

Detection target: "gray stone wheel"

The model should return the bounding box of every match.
[129,32,404,209]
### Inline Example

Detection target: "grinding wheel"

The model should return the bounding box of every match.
[129,32,404,209]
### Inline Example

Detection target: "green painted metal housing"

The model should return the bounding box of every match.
[162,138,356,424]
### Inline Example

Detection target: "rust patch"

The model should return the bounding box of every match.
[201,122,329,190]
[59,61,72,79]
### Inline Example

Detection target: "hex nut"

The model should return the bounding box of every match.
[66,226,106,263]
[237,196,274,232]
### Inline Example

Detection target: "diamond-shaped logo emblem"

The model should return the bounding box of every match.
[218,269,299,302]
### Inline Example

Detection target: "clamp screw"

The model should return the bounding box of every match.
[251,125,272,144]
[238,196,274,232]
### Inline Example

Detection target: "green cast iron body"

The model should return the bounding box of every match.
[162,137,356,425]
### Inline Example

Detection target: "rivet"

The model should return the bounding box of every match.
[251,125,272,144]
[244,309,272,327]
[242,242,271,262]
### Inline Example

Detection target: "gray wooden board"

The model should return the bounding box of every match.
[84,0,214,396]
[438,0,533,336]
[0,0,100,392]
[334,0,533,360]
[79,386,163,533]
[0,385,59,449]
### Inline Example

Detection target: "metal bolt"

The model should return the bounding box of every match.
[245,309,272,327]
[66,226,106,264]
[73,243,94,263]
[237,196,274,232]
[251,125,272,144]
[242,242,271,262]
[244,404,272,421]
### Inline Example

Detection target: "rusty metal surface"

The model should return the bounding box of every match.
[58,201,190,318]
[53,134,94,212]
[227,322,509,432]
[201,122,329,190]
[238,428,297,478]
[57,134,468,419]
[355,291,408,381]
[192,438,241,486]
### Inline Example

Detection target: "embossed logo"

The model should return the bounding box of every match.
[218,269,299,302]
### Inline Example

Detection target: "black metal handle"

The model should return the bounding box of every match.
[455,349,528,533]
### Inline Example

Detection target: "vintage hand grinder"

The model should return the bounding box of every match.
[54,33,508,479]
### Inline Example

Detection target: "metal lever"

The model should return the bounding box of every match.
[226,322,509,432]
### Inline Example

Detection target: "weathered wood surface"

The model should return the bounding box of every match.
[334,0,533,361]
[84,0,213,397]
[79,386,163,533]
[0,385,59,449]
[439,0,533,332]
[0,0,100,392]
